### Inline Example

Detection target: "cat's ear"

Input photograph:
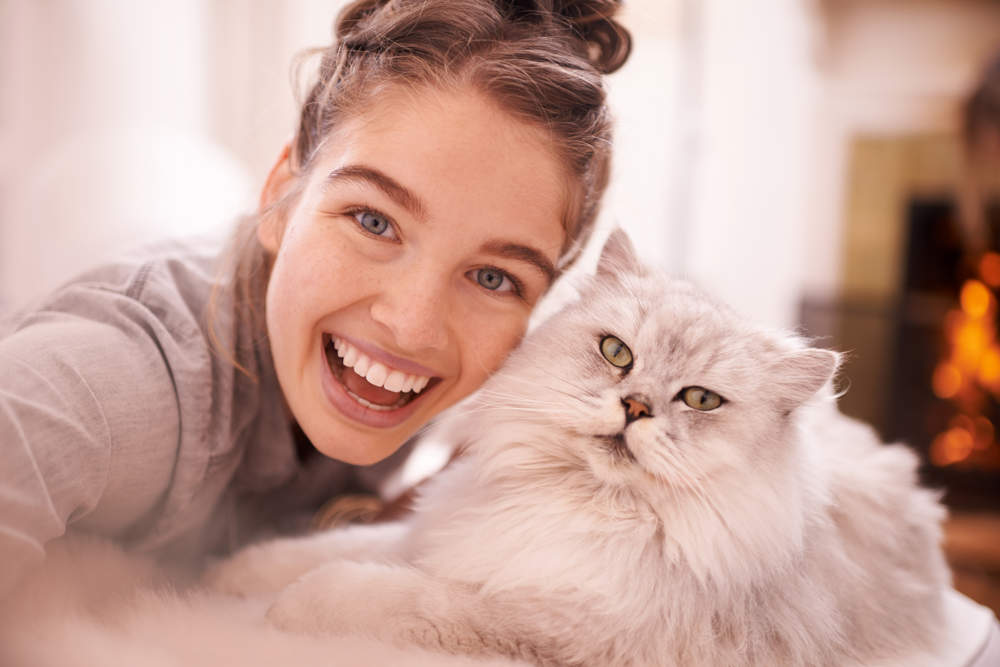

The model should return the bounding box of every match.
[769,348,840,411]
[597,228,644,279]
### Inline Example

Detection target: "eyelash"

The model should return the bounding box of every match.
[344,206,399,241]
[470,266,525,299]
[343,205,527,300]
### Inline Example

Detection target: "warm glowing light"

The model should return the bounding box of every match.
[955,321,988,370]
[930,426,975,466]
[978,346,1000,387]
[960,280,992,318]
[932,363,963,398]
[951,414,975,432]
[930,434,949,466]
[943,310,964,337]
[929,258,1000,470]
[981,253,1000,287]
[973,416,995,450]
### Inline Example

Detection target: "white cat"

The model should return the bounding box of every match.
[207,230,951,666]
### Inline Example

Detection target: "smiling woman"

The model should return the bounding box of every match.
[0,0,631,599]
[259,86,567,464]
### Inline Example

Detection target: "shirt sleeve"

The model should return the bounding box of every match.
[0,291,181,598]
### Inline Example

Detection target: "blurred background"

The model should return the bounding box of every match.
[2,0,999,612]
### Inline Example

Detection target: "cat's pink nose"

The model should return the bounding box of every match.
[622,395,652,425]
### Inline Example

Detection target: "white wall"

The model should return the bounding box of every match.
[0,1,345,311]
[601,0,684,274]
[680,0,821,328]
[0,1,252,309]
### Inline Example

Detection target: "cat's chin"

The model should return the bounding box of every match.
[580,434,648,488]
[597,433,636,463]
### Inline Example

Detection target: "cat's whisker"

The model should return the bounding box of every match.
[471,400,567,415]
[473,390,594,413]
[472,391,561,406]
[648,435,726,523]
[489,371,597,399]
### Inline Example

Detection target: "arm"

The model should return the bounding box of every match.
[0,307,180,598]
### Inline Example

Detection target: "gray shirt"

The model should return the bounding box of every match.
[0,237,380,596]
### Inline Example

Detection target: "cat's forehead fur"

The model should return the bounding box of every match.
[549,264,794,400]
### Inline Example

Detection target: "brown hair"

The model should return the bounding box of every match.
[211,0,631,376]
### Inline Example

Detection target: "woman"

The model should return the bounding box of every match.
[0,0,631,596]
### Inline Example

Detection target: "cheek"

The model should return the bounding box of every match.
[682,418,757,475]
[576,388,627,433]
[458,309,533,384]
[266,245,323,329]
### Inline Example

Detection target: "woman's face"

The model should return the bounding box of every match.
[260,85,568,464]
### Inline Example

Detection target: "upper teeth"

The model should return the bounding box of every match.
[332,337,432,394]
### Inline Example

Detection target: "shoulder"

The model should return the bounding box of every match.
[21,236,221,330]
[2,237,232,371]
[0,237,245,445]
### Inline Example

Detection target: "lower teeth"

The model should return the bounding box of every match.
[325,338,414,411]
[345,387,410,411]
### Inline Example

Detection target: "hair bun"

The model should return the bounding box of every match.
[333,0,383,42]
[503,0,631,74]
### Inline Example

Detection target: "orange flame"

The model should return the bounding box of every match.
[973,416,995,450]
[980,252,1000,288]
[930,425,975,466]
[960,280,992,318]
[930,263,1000,468]
[932,362,962,399]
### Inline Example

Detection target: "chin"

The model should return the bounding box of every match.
[312,428,406,466]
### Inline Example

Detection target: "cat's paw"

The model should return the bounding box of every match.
[266,560,414,638]
[265,567,357,636]
[201,544,310,597]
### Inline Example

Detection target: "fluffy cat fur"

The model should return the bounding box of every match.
[206,230,951,666]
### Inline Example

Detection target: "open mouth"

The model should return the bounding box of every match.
[322,334,440,412]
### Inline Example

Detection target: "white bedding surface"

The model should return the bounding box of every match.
[0,536,527,667]
[3,535,995,667]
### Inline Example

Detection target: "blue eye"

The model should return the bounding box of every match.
[353,210,395,238]
[471,267,515,293]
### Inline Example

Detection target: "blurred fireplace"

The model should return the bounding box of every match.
[886,197,1000,509]
[798,135,1000,512]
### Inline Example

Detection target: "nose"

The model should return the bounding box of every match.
[369,271,450,353]
[622,394,653,426]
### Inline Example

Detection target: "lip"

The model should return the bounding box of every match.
[319,336,437,429]
[334,333,441,378]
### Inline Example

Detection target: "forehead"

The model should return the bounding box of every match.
[310,83,568,257]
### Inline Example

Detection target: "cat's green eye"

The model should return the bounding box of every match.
[678,386,724,411]
[600,335,633,369]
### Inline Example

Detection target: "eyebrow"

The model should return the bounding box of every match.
[480,240,558,284]
[324,164,428,221]
[326,164,557,284]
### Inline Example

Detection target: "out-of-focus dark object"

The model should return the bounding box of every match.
[960,50,1000,255]
[892,196,1000,508]
[963,50,1000,155]
[903,49,1000,508]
